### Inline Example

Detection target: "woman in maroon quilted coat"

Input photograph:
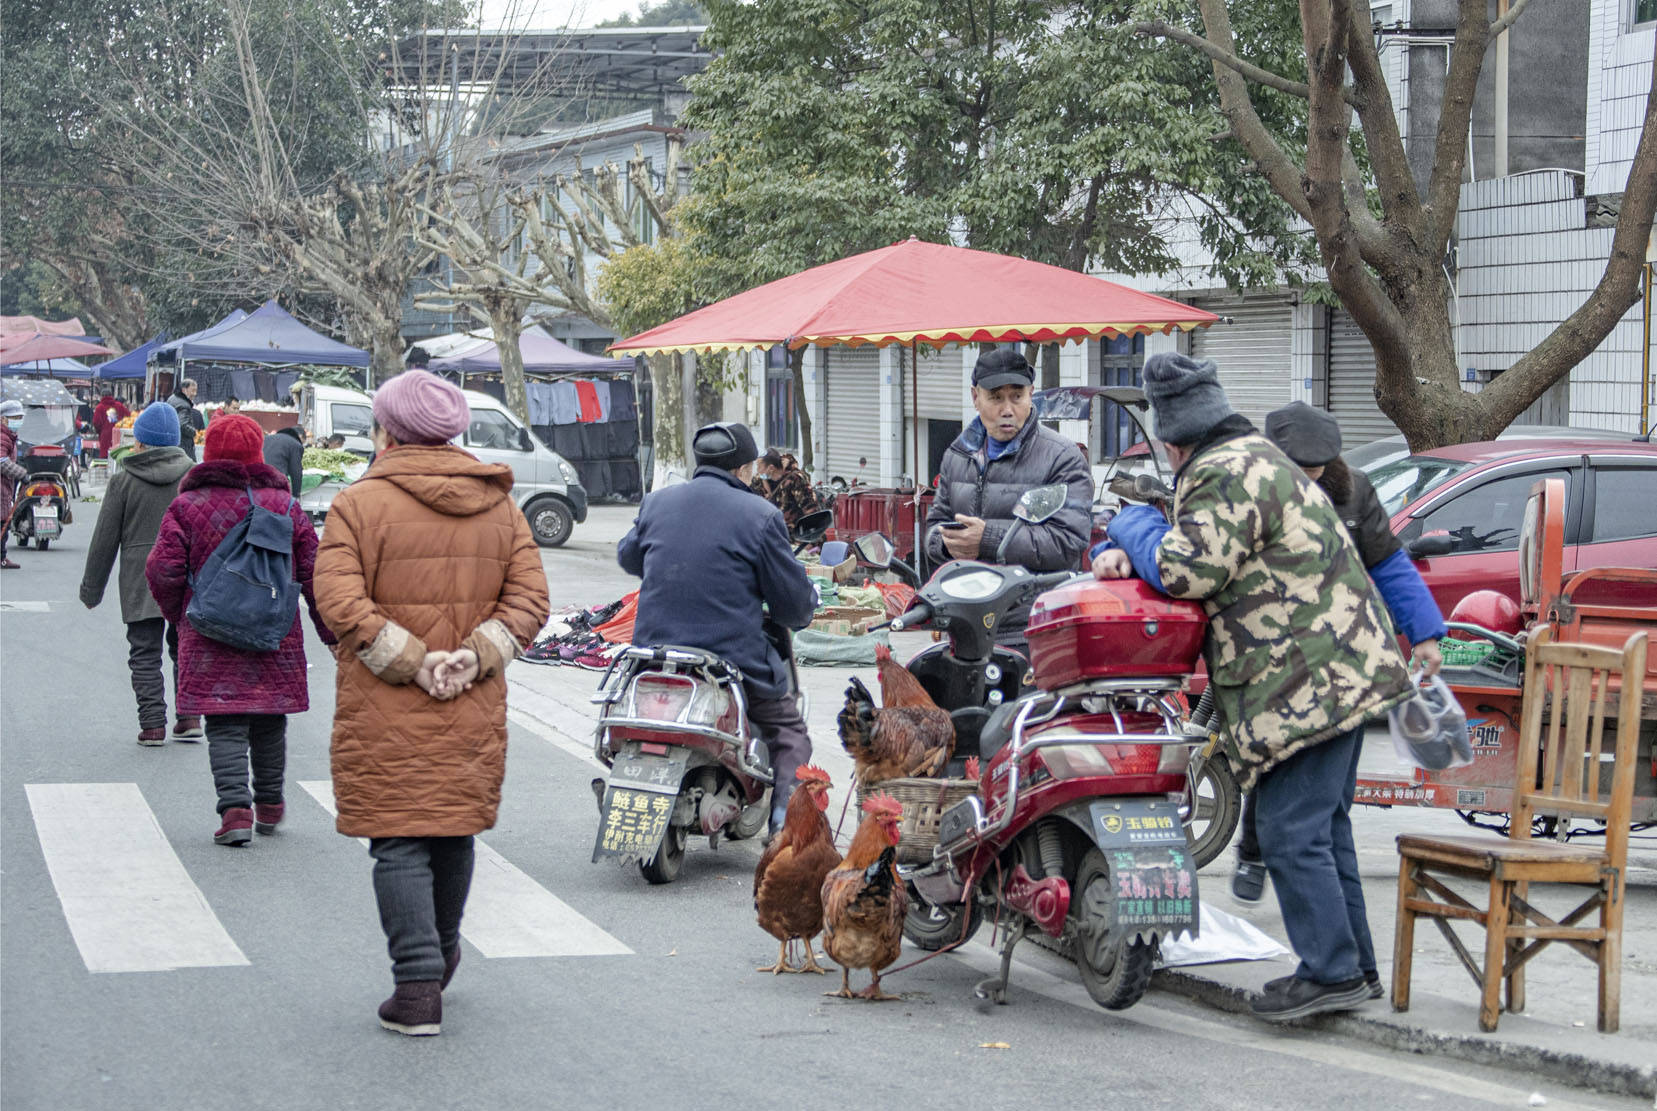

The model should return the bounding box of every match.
[146,413,333,846]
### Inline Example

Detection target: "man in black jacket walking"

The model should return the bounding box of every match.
[618,422,818,834]
[264,424,306,495]
[167,377,204,461]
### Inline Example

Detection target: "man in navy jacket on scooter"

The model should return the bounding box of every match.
[618,422,819,836]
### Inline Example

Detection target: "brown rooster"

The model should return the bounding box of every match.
[838,645,954,787]
[821,794,909,1001]
[753,766,842,974]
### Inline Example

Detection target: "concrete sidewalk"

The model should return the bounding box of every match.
[507,626,1657,1101]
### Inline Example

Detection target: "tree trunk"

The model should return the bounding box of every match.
[486,299,531,425]
[649,351,687,488]
[790,345,813,472]
[367,316,405,390]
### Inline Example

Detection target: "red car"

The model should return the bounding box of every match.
[1362,437,1657,614]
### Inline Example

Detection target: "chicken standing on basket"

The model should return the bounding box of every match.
[821,794,909,1001]
[753,766,842,974]
[837,644,954,787]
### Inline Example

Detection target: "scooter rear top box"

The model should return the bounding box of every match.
[1026,578,1206,689]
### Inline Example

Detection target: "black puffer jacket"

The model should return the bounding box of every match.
[1315,457,1399,569]
[264,425,305,496]
[924,417,1093,645]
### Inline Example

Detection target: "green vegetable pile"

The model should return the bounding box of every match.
[302,447,366,482]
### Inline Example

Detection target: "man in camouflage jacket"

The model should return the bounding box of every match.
[1094,352,1412,1023]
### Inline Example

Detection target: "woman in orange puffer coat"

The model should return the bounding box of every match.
[313,370,548,1038]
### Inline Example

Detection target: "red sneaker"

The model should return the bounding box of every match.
[173,717,204,741]
[253,802,285,835]
[214,808,254,846]
[137,728,167,746]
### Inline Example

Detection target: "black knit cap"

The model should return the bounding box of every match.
[692,421,760,470]
[1265,401,1343,467]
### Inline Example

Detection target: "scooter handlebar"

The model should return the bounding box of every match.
[889,601,934,632]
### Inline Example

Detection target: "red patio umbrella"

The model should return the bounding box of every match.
[610,238,1216,355]
[611,238,1218,556]
[0,333,117,365]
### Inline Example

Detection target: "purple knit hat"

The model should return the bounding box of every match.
[372,370,469,445]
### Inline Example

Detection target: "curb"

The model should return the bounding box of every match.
[1150,967,1657,1101]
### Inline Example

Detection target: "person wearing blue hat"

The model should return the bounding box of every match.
[80,401,197,745]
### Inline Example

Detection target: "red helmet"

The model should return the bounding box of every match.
[1447,590,1522,639]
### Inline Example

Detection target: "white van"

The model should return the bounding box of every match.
[297,383,589,547]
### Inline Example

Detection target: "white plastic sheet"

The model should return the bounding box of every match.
[1156,901,1290,968]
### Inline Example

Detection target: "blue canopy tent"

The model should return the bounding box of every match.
[0,356,93,379]
[146,302,367,402]
[96,335,169,380]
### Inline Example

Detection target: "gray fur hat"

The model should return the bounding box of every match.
[1141,352,1236,446]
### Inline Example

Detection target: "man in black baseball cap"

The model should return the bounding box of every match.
[923,345,1092,643]
[619,422,819,834]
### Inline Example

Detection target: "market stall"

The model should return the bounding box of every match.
[146,301,367,404]
[428,325,642,502]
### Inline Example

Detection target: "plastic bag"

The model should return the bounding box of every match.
[1387,671,1473,771]
[793,627,890,666]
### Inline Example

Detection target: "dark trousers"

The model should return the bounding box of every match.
[746,691,812,828]
[369,836,476,983]
[1238,789,1260,862]
[206,714,287,814]
[125,618,180,730]
[1252,724,1375,984]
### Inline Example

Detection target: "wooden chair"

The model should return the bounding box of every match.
[1392,626,1649,1033]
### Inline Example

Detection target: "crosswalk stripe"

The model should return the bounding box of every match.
[297,780,631,959]
[24,783,249,973]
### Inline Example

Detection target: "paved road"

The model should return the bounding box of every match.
[1,502,1645,1111]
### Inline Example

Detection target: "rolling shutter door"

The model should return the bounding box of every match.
[1327,310,1399,446]
[1189,294,1292,427]
[822,346,882,484]
[913,346,966,420]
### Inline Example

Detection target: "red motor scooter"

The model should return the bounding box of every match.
[589,623,800,884]
[855,504,1208,1011]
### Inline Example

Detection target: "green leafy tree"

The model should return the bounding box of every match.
[633,0,1315,466]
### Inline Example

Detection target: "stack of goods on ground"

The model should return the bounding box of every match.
[522,594,636,669]
[516,553,917,671]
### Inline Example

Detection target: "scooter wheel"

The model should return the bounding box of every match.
[1071,848,1158,1011]
[902,882,981,951]
[639,825,686,885]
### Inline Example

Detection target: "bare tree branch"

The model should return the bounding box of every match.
[1133,19,1319,102]
[1488,0,1534,39]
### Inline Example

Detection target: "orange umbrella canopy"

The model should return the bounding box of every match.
[611,238,1218,355]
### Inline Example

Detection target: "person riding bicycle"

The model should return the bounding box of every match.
[618,422,818,835]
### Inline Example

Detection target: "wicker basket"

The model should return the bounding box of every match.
[857,776,980,865]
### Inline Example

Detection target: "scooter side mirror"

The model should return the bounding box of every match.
[1012,483,1068,524]
[791,508,834,543]
[854,532,895,569]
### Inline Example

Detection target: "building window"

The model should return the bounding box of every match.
[1096,333,1146,460]
[766,345,798,450]
[1636,0,1657,26]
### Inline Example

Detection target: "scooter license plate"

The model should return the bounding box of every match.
[1087,798,1198,936]
[33,507,60,537]
[591,748,689,864]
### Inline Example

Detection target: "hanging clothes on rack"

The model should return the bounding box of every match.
[574,379,602,423]
[550,380,581,425]
[591,378,612,422]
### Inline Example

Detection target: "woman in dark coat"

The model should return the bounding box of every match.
[80,402,194,743]
[146,413,333,846]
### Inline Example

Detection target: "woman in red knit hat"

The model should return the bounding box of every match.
[146,413,335,845]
